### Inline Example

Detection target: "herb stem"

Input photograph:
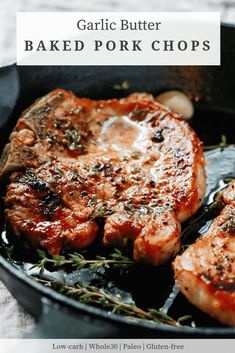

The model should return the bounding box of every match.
[41,257,133,267]
[203,135,232,151]
[34,277,180,327]
[31,248,135,274]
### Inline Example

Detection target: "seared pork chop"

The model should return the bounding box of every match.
[174,180,235,326]
[2,89,205,265]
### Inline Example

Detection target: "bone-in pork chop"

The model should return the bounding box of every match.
[174,180,235,326]
[1,89,206,265]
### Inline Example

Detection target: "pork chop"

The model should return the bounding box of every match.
[174,180,235,326]
[2,89,206,265]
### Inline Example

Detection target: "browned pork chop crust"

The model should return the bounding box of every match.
[2,89,205,265]
[174,180,235,326]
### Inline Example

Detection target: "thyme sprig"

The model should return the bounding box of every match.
[34,277,182,327]
[30,248,134,275]
[65,129,85,153]
[16,170,37,184]
[113,81,130,90]
[2,244,14,263]
[203,134,229,151]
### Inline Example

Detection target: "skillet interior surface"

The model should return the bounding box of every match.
[0,25,235,338]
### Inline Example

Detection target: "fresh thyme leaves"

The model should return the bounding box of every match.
[220,134,228,149]
[2,244,14,263]
[177,315,193,324]
[131,151,141,159]
[31,248,135,275]
[113,81,130,90]
[222,216,235,233]
[15,171,49,193]
[123,200,133,213]
[47,130,58,145]
[65,129,85,153]
[90,205,114,219]
[88,196,97,206]
[16,170,37,184]
[88,163,105,177]
[123,200,153,216]
[203,134,229,151]
[33,277,181,326]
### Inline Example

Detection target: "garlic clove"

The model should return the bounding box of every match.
[156,90,194,120]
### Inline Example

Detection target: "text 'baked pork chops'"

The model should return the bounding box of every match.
[1,89,206,265]
[174,180,235,326]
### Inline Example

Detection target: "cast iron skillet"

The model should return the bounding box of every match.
[0,25,235,338]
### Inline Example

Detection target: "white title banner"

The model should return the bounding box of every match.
[17,12,220,66]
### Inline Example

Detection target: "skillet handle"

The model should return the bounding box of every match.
[25,297,119,338]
